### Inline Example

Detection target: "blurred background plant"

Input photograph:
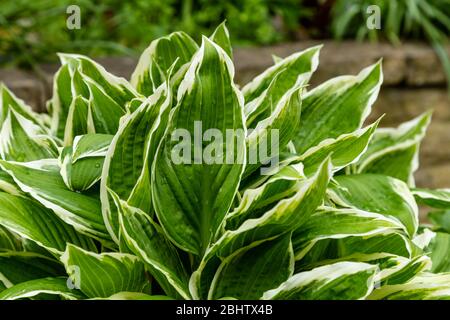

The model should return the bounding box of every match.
[0,0,449,73]
[0,0,311,68]
[331,0,450,89]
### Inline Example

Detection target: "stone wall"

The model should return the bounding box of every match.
[0,41,449,189]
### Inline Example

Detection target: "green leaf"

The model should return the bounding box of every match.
[152,37,246,255]
[298,120,379,176]
[0,169,22,196]
[0,225,21,251]
[226,163,305,231]
[63,95,94,146]
[0,84,47,129]
[379,255,431,286]
[296,252,429,286]
[244,85,302,178]
[429,210,450,233]
[101,83,172,242]
[0,109,58,162]
[60,134,113,191]
[222,158,330,255]
[245,68,305,130]
[210,22,233,60]
[59,54,139,108]
[368,273,450,300]
[191,159,331,299]
[292,207,407,261]
[209,233,294,300]
[262,261,377,300]
[242,46,321,104]
[61,244,147,298]
[0,251,65,288]
[272,55,282,64]
[0,159,111,244]
[116,194,190,299]
[0,192,97,255]
[49,64,74,138]
[427,231,450,273]
[84,78,126,135]
[293,61,382,154]
[131,31,198,96]
[355,111,431,185]
[336,232,413,258]
[328,174,419,236]
[412,188,450,209]
[0,277,84,300]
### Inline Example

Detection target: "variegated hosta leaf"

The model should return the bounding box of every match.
[244,85,302,178]
[413,228,436,250]
[226,163,306,231]
[0,168,22,195]
[296,252,430,287]
[428,231,450,273]
[0,251,65,288]
[0,108,58,162]
[0,159,111,245]
[61,244,147,298]
[131,31,198,96]
[58,66,126,137]
[245,67,306,129]
[220,159,330,254]
[191,159,331,299]
[0,192,97,255]
[293,61,382,154]
[125,97,146,113]
[298,120,379,176]
[292,207,408,261]
[412,188,450,209]
[379,255,431,286]
[368,273,450,300]
[50,54,139,139]
[60,134,113,191]
[0,84,47,130]
[152,38,246,256]
[429,210,450,233]
[0,225,22,251]
[21,237,57,259]
[262,261,378,300]
[209,22,233,60]
[59,54,138,107]
[208,233,294,300]
[84,78,127,134]
[48,64,73,138]
[354,111,432,186]
[101,83,172,242]
[337,232,413,259]
[114,193,190,299]
[242,46,321,104]
[328,174,419,236]
[0,277,85,300]
[272,55,282,64]
[63,95,94,146]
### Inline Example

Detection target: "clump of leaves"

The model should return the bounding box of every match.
[0,23,450,300]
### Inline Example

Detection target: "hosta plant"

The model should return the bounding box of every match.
[0,23,450,300]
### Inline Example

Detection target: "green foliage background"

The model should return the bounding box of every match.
[0,0,449,79]
[0,0,309,67]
